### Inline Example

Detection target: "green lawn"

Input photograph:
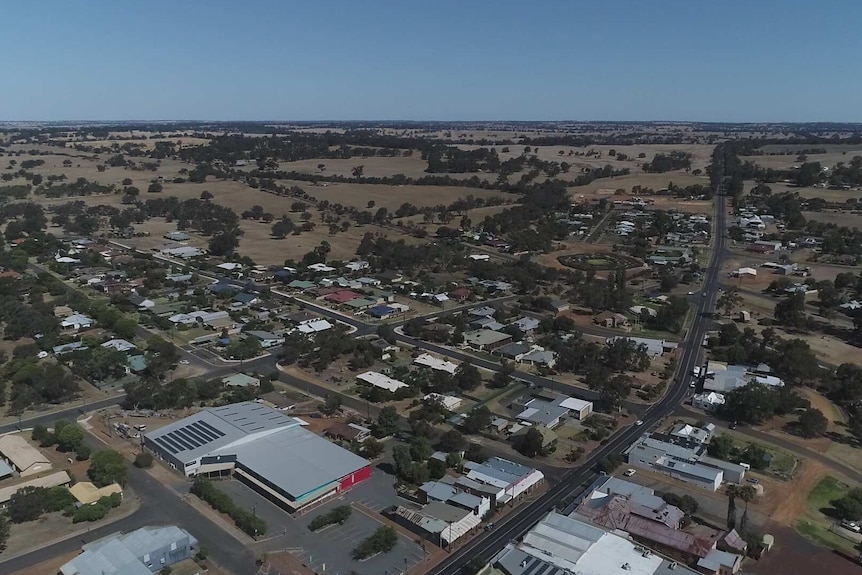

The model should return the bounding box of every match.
[807,476,848,512]
[794,476,859,554]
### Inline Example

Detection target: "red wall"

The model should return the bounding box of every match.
[339,465,371,490]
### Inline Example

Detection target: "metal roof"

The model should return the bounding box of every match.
[64,526,197,575]
[145,402,297,462]
[220,423,369,499]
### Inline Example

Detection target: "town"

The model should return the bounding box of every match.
[1,6,862,573]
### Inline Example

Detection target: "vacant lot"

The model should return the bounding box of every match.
[740,144,862,171]
[743,181,862,202]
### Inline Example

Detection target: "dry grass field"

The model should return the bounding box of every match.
[281,155,429,179]
[744,181,862,202]
[740,144,862,171]
[285,180,509,211]
[802,211,862,229]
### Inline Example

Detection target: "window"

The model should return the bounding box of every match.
[143,554,150,563]
[171,542,177,551]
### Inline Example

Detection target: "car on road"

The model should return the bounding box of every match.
[841,520,861,533]
[747,478,759,484]
[623,469,636,477]
[689,381,696,388]
[179,359,190,365]
[688,291,694,295]
[635,420,644,426]
[701,292,707,297]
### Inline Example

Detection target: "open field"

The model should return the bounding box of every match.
[743,181,862,202]
[803,211,862,229]
[285,180,510,211]
[568,171,708,198]
[740,144,862,171]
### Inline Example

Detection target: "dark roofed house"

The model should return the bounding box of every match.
[325,422,371,443]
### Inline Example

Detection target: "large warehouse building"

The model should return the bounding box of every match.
[144,402,370,512]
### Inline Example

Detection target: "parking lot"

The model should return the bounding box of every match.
[216,468,428,575]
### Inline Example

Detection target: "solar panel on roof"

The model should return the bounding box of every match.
[154,437,178,454]
[156,435,182,454]
[159,434,185,452]
[189,422,219,440]
[166,431,196,451]
[172,428,204,448]
[196,420,225,437]
[179,425,210,445]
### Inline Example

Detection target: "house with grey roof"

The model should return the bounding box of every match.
[463,329,512,351]
[60,525,197,575]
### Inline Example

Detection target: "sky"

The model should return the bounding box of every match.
[3,1,861,122]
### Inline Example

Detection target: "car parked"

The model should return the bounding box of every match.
[624,469,637,477]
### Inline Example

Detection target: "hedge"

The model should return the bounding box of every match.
[191,478,267,536]
[352,526,397,560]
[308,505,351,532]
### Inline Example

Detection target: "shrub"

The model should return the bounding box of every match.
[73,504,108,523]
[191,478,267,536]
[134,452,154,468]
[352,526,397,560]
[308,505,352,532]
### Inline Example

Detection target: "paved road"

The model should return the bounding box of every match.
[0,436,257,575]
[425,186,728,575]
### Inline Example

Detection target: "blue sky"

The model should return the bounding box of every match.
[3,1,860,122]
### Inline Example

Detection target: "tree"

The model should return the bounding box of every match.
[438,429,466,453]
[725,484,739,529]
[31,424,48,443]
[320,394,342,416]
[797,408,828,438]
[200,190,213,201]
[147,182,163,193]
[455,362,481,391]
[427,457,446,480]
[113,317,138,340]
[737,484,757,532]
[707,434,735,459]
[0,513,8,553]
[410,436,434,462]
[208,231,240,257]
[56,424,84,452]
[352,165,365,177]
[372,405,399,438]
[832,489,862,521]
[462,406,492,434]
[88,449,128,487]
[363,437,385,459]
[717,287,743,317]
[774,293,809,330]
[721,382,778,424]
[7,487,45,523]
[135,452,154,468]
[517,428,545,458]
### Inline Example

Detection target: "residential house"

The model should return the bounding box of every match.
[692,391,726,412]
[367,305,398,319]
[520,348,557,368]
[127,294,155,310]
[325,422,371,443]
[344,260,370,272]
[101,339,137,353]
[61,314,94,331]
[594,311,629,328]
[509,316,540,334]
[245,330,284,348]
[126,355,148,374]
[413,353,458,375]
[357,371,408,393]
[60,525,197,575]
[232,292,260,307]
[423,393,463,411]
[463,329,512,351]
[256,391,299,411]
[493,342,533,362]
[296,319,333,335]
[549,300,569,314]
[307,263,336,273]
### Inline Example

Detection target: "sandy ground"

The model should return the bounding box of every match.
[771,460,827,526]
[799,387,849,431]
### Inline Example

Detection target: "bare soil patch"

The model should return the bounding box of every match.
[771,460,826,526]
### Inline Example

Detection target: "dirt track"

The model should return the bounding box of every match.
[771,460,825,526]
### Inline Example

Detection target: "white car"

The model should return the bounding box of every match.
[623,469,637,477]
[841,520,861,533]
[179,359,190,365]
[688,291,694,295]
[635,420,644,426]
[689,381,696,388]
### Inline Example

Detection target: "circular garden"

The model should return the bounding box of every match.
[557,252,643,271]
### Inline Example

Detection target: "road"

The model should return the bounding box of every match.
[426,188,728,574]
